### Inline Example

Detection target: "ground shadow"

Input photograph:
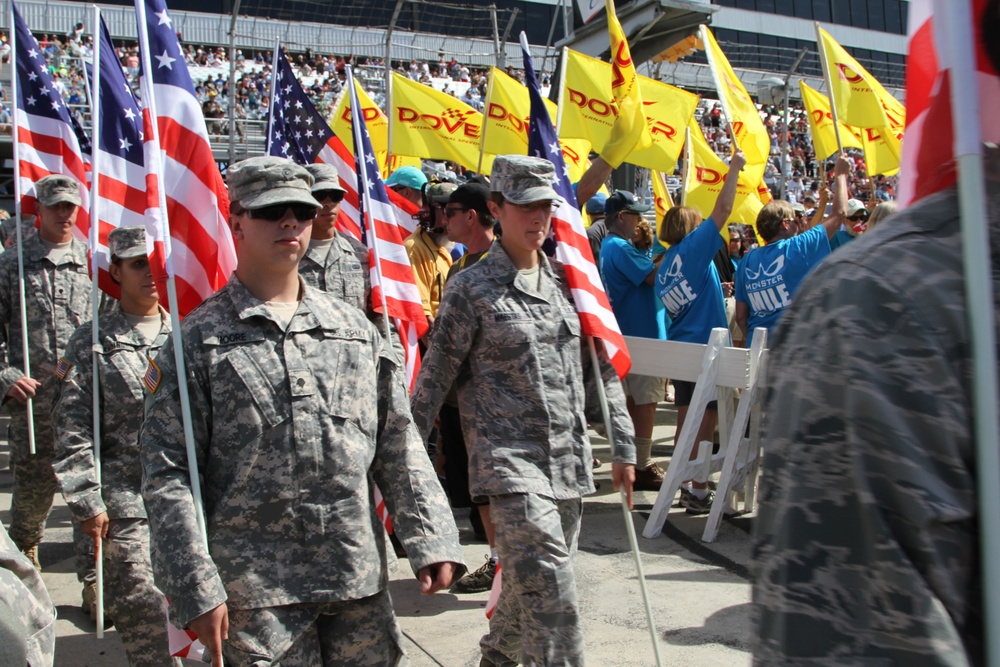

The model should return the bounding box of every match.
[662,601,753,651]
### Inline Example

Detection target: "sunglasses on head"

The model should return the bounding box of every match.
[245,204,317,222]
[314,189,345,203]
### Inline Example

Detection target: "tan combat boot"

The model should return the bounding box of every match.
[82,582,98,618]
[22,545,41,572]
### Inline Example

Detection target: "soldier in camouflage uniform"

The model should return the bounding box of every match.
[52,226,175,666]
[410,155,637,667]
[0,174,96,602]
[751,145,1000,665]
[0,519,55,667]
[140,156,465,667]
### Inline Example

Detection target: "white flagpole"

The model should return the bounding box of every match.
[938,1,1000,663]
[814,22,845,154]
[8,1,37,456]
[476,68,496,173]
[134,0,209,553]
[264,39,279,155]
[88,4,105,638]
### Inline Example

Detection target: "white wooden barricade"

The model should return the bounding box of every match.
[623,328,769,542]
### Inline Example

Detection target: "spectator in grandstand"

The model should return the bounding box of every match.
[656,150,747,514]
[734,155,850,348]
[600,191,667,492]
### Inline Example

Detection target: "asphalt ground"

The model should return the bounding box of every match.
[0,401,755,666]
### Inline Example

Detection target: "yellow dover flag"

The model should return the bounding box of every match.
[651,171,672,249]
[561,49,696,172]
[391,73,491,172]
[483,67,591,182]
[700,25,771,188]
[684,120,763,231]
[330,79,400,174]
[603,0,653,167]
[799,80,862,161]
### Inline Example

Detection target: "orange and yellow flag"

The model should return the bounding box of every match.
[683,119,764,230]
[700,25,771,187]
[390,72,491,172]
[799,80,863,161]
[603,0,653,168]
[483,67,591,181]
[560,49,696,172]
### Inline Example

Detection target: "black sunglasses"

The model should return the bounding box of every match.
[314,189,345,203]
[848,211,870,221]
[246,204,317,222]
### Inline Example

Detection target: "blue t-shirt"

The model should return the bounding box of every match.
[829,228,854,251]
[735,225,831,346]
[600,234,667,339]
[655,217,727,344]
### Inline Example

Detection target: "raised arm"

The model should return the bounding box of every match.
[710,151,748,231]
[821,155,852,239]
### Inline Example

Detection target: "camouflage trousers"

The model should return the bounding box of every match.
[7,403,95,583]
[223,588,408,666]
[481,493,584,667]
[103,518,177,667]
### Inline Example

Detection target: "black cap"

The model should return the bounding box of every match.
[604,190,652,220]
[448,182,490,217]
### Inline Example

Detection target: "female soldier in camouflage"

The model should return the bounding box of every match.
[52,226,175,666]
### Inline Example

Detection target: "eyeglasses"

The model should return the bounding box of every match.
[243,204,317,222]
[444,206,469,218]
[848,212,870,221]
[314,189,345,203]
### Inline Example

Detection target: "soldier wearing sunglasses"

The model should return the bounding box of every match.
[140,156,465,666]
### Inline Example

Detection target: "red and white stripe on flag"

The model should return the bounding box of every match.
[162,599,206,659]
[485,562,502,619]
[897,0,1000,206]
[373,483,393,534]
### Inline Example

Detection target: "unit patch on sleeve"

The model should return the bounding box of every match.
[143,357,162,394]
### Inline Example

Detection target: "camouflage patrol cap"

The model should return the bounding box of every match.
[108,225,147,259]
[490,155,562,205]
[35,174,83,207]
[304,163,346,194]
[226,156,321,210]
[427,182,457,204]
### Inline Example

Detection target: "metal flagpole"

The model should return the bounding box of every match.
[938,1,1000,663]
[476,68,496,174]
[587,339,664,667]
[264,39,280,156]
[89,4,105,637]
[134,0,210,555]
[8,1,37,456]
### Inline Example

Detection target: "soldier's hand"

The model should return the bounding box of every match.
[7,376,41,404]
[417,561,460,594]
[189,603,229,666]
[82,512,109,549]
[612,463,636,510]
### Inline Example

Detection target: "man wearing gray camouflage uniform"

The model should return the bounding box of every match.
[0,174,96,603]
[140,156,465,666]
[751,144,1000,663]
[0,519,55,667]
[411,155,636,667]
[53,226,175,666]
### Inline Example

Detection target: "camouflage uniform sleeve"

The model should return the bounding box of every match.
[140,332,227,629]
[0,256,24,397]
[582,341,636,465]
[52,324,107,523]
[752,260,978,664]
[0,521,55,667]
[409,282,476,442]
[370,333,465,576]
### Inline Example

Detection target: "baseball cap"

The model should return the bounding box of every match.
[448,183,490,218]
[490,155,562,205]
[791,202,806,214]
[585,192,607,216]
[107,226,147,259]
[35,174,82,207]
[846,199,868,217]
[385,166,428,191]
[604,190,652,220]
[226,156,321,210]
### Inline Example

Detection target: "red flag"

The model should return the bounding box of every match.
[897,0,1000,206]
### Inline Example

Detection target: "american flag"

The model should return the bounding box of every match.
[11,1,90,227]
[346,65,429,388]
[268,47,421,243]
[89,17,164,299]
[520,33,631,378]
[267,46,364,241]
[135,0,236,317]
